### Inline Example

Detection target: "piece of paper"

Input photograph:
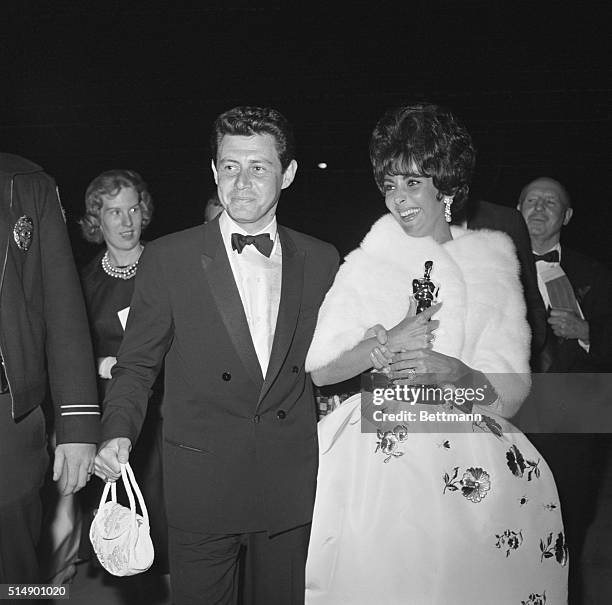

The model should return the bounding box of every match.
[118,306,130,331]
[539,265,580,313]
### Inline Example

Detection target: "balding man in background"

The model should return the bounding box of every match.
[518,176,612,603]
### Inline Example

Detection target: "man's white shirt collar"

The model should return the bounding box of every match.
[217,211,282,377]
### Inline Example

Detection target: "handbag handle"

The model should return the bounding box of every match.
[121,462,150,527]
[98,476,117,509]
[96,462,150,528]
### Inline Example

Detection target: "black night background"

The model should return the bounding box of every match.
[2,2,611,266]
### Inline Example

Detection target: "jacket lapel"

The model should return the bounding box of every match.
[560,250,582,291]
[0,178,13,295]
[561,250,598,315]
[200,220,264,388]
[258,226,304,405]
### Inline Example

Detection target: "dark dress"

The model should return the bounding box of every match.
[80,249,169,573]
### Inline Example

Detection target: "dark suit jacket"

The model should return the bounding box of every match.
[464,200,547,369]
[0,153,99,444]
[102,217,339,535]
[516,246,612,434]
[546,246,612,373]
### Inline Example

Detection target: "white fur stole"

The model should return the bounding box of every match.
[306,214,532,414]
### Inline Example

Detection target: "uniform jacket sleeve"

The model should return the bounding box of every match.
[35,174,100,443]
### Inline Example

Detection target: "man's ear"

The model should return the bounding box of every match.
[211,159,218,185]
[281,160,298,190]
[563,207,573,226]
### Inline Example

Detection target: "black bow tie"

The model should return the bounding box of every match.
[231,232,274,257]
[533,250,560,264]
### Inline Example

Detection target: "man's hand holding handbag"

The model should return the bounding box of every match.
[89,462,154,576]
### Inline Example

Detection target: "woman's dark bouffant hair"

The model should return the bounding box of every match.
[210,106,295,172]
[79,169,153,244]
[369,103,476,214]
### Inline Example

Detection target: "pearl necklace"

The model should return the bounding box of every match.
[101,251,140,280]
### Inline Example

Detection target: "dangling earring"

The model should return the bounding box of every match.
[444,196,453,223]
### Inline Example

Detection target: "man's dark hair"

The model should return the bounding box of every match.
[211,106,295,172]
[369,103,476,213]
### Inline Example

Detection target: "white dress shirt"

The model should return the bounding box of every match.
[533,243,562,310]
[219,212,282,378]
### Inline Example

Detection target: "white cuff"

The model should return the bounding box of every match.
[98,356,117,379]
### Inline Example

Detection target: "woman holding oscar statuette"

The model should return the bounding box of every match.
[304,105,568,604]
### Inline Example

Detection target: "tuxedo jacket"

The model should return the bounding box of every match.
[546,246,612,373]
[102,217,339,535]
[464,200,547,368]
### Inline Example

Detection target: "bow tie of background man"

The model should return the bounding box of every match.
[533,250,560,264]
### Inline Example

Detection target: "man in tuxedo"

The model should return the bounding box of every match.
[518,177,612,372]
[518,176,612,602]
[96,107,339,604]
[461,199,547,368]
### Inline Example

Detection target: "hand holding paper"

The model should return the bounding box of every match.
[548,309,589,342]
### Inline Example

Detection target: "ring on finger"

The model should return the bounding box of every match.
[407,367,417,377]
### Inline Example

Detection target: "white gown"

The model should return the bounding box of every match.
[305,216,568,605]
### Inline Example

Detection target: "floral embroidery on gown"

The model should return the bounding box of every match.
[304,216,568,604]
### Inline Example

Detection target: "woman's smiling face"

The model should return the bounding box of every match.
[383,173,448,240]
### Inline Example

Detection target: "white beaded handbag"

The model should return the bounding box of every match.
[89,462,154,576]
